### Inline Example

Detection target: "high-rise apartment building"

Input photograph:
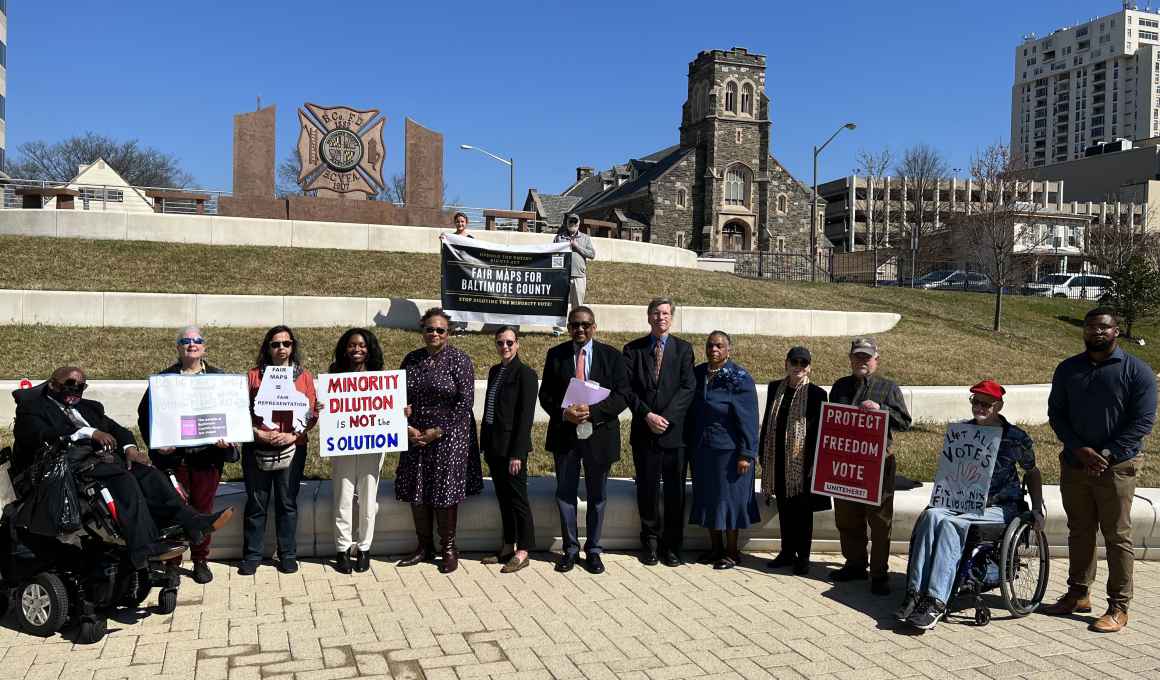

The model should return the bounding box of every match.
[1012,2,1160,167]
[1,0,8,170]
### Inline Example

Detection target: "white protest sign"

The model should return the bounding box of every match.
[317,370,409,457]
[148,374,254,448]
[928,423,1002,517]
[253,365,311,432]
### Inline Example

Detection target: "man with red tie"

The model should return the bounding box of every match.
[539,306,629,574]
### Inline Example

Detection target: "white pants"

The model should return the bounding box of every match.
[331,453,385,552]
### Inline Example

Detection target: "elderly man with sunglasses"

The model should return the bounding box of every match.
[896,380,1045,630]
[137,326,238,583]
[13,366,234,572]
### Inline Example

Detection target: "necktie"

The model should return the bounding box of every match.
[576,349,587,381]
[63,406,88,429]
[653,340,664,382]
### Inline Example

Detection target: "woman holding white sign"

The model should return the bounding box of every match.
[240,326,318,576]
[396,308,481,574]
[327,328,386,574]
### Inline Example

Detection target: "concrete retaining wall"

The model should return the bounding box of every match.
[197,480,1160,561]
[0,380,1054,430]
[0,289,902,337]
[0,209,701,269]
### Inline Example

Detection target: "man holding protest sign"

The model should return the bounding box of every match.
[1042,308,1156,633]
[827,337,912,595]
[897,380,1044,630]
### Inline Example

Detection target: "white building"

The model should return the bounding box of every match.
[1012,1,1160,167]
[44,159,153,212]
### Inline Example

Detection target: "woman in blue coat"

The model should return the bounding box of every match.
[686,330,761,569]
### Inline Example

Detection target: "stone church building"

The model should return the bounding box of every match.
[525,47,822,254]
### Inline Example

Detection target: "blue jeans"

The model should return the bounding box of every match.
[241,443,307,563]
[906,505,1012,603]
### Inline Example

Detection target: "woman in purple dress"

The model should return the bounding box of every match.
[396,308,481,573]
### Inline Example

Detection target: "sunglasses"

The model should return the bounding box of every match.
[178,337,205,346]
[60,379,88,392]
[969,397,998,409]
[568,321,593,330]
[423,326,448,335]
[789,359,810,368]
[268,340,294,349]
[495,339,516,347]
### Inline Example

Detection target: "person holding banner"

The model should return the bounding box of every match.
[327,328,386,574]
[686,331,761,570]
[137,326,239,584]
[897,380,1044,630]
[441,213,473,335]
[551,214,595,335]
[539,306,629,574]
[240,326,318,576]
[396,308,482,574]
[828,337,911,595]
[479,326,539,573]
[1042,308,1156,633]
[758,346,831,575]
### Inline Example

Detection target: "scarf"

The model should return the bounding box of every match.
[761,377,811,498]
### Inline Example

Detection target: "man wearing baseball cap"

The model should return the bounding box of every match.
[898,379,1045,630]
[828,337,912,594]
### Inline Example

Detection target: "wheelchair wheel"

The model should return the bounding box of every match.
[17,573,70,637]
[156,587,177,615]
[76,616,107,644]
[999,515,1050,617]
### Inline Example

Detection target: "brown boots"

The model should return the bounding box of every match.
[1039,589,1092,616]
[435,505,460,573]
[397,504,435,567]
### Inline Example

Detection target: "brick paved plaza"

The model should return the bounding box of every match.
[0,553,1157,680]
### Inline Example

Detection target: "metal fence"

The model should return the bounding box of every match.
[701,250,832,282]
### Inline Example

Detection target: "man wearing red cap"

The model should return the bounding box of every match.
[897,379,1045,630]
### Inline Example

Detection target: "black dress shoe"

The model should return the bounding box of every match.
[660,550,682,567]
[237,561,258,576]
[192,560,213,584]
[585,554,605,574]
[555,553,578,572]
[829,564,868,582]
[793,559,811,576]
[279,557,299,574]
[767,552,795,569]
[355,548,371,573]
[335,550,353,574]
[640,548,659,566]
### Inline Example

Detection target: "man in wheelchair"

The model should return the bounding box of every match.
[11,367,235,571]
[896,380,1045,630]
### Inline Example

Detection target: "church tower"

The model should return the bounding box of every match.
[679,48,772,253]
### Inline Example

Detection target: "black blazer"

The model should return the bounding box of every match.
[479,355,539,463]
[622,334,696,449]
[538,339,629,464]
[12,384,136,474]
[757,379,831,512]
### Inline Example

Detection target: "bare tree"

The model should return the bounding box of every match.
[895,143,950,285]
[855,147,893,286]
[8,133,193,187]
[958,142,1050,332]
[277,151,452,205]
[276,150,306,197]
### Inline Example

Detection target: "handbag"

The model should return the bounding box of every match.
[253,444,295,472]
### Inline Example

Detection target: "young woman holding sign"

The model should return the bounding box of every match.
[240,325,318,576]
[327,328,386,574]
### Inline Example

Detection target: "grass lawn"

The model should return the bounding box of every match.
[2,422,1154,487]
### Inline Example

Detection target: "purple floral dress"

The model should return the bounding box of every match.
[396,345,482,506]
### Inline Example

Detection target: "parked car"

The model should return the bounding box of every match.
[1021,273,1112,300]
[913,270,995,293]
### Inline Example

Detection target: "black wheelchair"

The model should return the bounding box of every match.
[945,493,1050,626]
[0,443,188,643]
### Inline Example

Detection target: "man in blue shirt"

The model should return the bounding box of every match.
[1042,307,1156,633]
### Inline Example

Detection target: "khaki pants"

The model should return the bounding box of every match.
[833,455,896,579]
[569,276,587,307]
[1059,456,1139,610]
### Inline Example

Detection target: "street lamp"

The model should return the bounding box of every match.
[811,122,857,282]
[460,144,514,211]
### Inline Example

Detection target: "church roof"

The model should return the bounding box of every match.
[573,145,694,215]
[526,189,583,228]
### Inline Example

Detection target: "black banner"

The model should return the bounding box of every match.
[440,234,572,326]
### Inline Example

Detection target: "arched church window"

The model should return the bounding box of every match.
[724,164,751,207]
[724,82,738,114]
[741,83,753,115]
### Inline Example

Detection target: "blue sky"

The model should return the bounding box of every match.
[7,1,1124,208]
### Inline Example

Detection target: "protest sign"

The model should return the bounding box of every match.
[928,423,1002,516]
[810,402,890,505]
[147,374,253,448]
[253,365,311,433]
[441,234,572,327]
[317,370,409,457]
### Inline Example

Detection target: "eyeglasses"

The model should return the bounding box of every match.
[789,359,810,368]
[60,379,88,392]
[178,337,205,346]
[268,340,294,349]
[495,339,516,347]
[568,321,593,330]
[969,397,998,409]
[423,326,448,335]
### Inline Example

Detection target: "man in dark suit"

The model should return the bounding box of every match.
[12,366,233,570]
[539,306,629,574]
[622,297,696,567]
